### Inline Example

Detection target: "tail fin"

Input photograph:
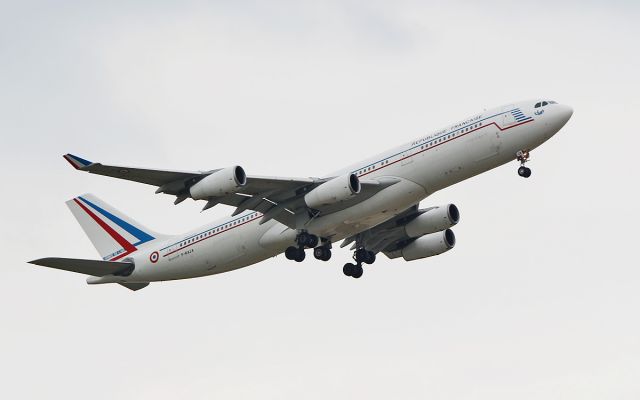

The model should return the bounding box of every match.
[66,194,166,261]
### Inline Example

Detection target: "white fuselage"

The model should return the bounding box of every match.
[108,100,572,284]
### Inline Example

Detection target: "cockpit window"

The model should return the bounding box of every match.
[535,100,557,108]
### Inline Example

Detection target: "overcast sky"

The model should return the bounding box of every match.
[1,1,639,399]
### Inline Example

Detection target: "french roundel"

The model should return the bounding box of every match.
[149,251,159,263]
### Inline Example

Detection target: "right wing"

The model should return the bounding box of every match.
[63,154,210,189]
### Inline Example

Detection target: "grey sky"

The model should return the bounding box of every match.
[1,1,639,399]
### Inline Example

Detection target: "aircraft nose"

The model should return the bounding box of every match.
[559,104,574,124]
[551,104,573,130]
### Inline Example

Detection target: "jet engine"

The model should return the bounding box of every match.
[304,173,361,209]
[404,204,460,238]
[190,166,247,200]
[401,229,456,261]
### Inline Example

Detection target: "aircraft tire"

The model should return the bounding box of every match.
[285,246,298,260]
[363,251,376,265]
[294,248,306,262]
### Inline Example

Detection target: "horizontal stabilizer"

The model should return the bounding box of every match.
[29,257,133,277]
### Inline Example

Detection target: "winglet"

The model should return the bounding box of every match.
[63,154,92,169]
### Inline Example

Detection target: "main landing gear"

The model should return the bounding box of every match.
[516,150,532,178]
[284,232,377,279]
[285,232,332,263]
[343,248,376,279]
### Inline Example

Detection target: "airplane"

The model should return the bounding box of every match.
[29,99,572,290]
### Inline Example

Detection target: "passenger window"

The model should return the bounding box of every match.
[535,102,541,108]
[542,101,548,106]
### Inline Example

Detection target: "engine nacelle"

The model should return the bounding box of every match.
[304,173,361,209]
[190,166,247,200]
[404,204,460,238]
[401,229,456,261]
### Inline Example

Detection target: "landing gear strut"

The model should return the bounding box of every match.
[343,248,376,279]
[516,150,532,178]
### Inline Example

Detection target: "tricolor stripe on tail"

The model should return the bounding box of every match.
[66,194,165,261]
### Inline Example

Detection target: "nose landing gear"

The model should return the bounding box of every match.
[516,150,532,178]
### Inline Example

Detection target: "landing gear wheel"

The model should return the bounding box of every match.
[343,263,355,277]
[297,232,319,248]
[518,166,526,176]
[354,248,368,263]
[285,246,298,260]
[314,247,332,261]
[293,247,306,262]
[351,264,364,279]
[518,166,532,178]
[354,248,376,264]
[363,251,376,265]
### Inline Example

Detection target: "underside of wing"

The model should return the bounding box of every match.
[340,203,460,261]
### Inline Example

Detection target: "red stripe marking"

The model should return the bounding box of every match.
[73,198,137,259]
[359,119,533,177]
[63,155,81,169]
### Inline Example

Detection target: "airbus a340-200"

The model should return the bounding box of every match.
[30,100,572,290]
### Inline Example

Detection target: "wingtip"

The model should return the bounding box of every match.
[63,153,92,169]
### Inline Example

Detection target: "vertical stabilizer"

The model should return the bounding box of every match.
[66,194,166,261]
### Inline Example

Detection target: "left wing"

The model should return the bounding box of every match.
[63,154,400,229]
[340,203,459,259]
[340,205,422,253]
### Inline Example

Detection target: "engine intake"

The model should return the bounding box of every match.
[304,173,361,209]
[404,204,460,238]
[401,229,456,261]
[190,166,247,200]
